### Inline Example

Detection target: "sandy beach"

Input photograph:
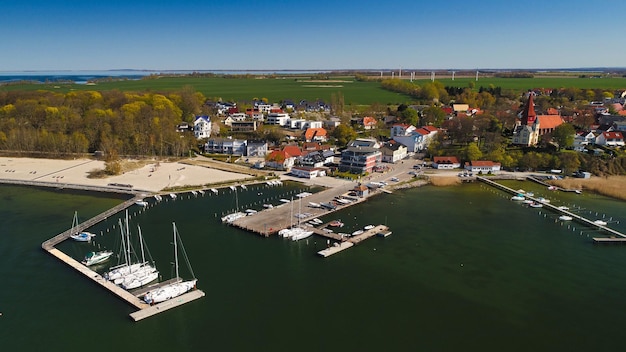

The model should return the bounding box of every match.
[0,157,253,193]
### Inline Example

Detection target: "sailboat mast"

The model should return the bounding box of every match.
[138,225,146,263]
[173,222,179,281]
[125,211,132,266]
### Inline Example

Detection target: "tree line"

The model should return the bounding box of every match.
[0,87,207,159]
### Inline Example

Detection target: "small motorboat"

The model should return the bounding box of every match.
[594,220,607,226]
[352,230,364,236]
[511,195,525,201]
[529,202,543,208]
[329,220,344,227]
[559,215,573,221]
[364,225,375,230]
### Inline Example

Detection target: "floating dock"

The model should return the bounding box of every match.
[316,225,390,257]
[41,194,204,321]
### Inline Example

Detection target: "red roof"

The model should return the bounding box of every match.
[537,115,564,129]
[363,116,377,126]
[282,145,302,157]
[521,94,536,124]
[433,156,459,164]
[422,125,438,133]
[393,123,411,128]
[266,150,291,162]
[603,131,623,139]
[467,160,501,167]
[304,128,327,141]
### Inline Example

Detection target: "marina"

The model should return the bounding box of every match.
[478,176,626,242]
[40,193,205,321]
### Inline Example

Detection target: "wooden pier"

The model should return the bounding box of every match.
[316,225,390,257]
[41,193,204,321]
[477,176,626,242]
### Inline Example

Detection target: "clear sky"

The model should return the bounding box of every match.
[3,0,626,71]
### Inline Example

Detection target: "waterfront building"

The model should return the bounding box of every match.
[380,141,407,163]
[339,146,382,174]
[193,115,212,139]
[432,156,461,169]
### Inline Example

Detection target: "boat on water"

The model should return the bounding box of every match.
[191,190,198,196]
[559,215,573,221]
[352,230,364,236]
[312,218,323,224]
[537,197,550,203]
[279,199,291,203]
[104,213,158,287]
[291,229,314,241]
[135,199,148,207]
[529,202,543,208]
[240,184,247,190]
[69,211,95,242]
[229,185,236,191]
[263,203,273,209]
[143,223,198,304]
[364,225,375,230]
[198,190,205,195]
[245,209,257,215]
[169,193,177,199]
[210,188,218,194]
[82,250,113,266]
[222,187,247,223]
[329,220,344,227]
[523,199,534,204]
[222,212,246,223]
[511,194,525,201]
[153,194,162,202]
[594,220,607,226]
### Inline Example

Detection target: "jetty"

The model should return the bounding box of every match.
[477,176,626,242]
[41,193,204,321]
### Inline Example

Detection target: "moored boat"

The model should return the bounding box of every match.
[559,215,573,221]
[82,250,114,266]
[329,220,344,227]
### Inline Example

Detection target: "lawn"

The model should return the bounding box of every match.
[411,76,626,91]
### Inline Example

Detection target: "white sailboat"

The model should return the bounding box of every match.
[120,225,159,290]
[222,187,246,223]
[143,222,197,305]
[69,211,95,242]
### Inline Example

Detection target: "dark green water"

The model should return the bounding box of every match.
[2,181,626,352]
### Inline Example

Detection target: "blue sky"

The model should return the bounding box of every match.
[3,0,626,71]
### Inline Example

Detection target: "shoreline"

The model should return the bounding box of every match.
[0,156,255,193]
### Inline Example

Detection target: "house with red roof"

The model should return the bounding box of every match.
[304,128,328,142]
[464,160,501,174]
[432,156,461,169]
[265,150,296,170]
[596,131,625,147]
[282,145,303,158]
[362,116,378,130]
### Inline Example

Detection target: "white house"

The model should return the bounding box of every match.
[464,160,501,173]
[595,131,625,147]
[204,138,247,155]
[380,142,407,163]
[246,140,268,157]
[390,124,416,137]
[392,126,437,153]
[432,156,461,169]
[573,131,596,151]
[266,113,291,126]
[193,115,212,139]
[288,119,307,129]
[290,166,326,179]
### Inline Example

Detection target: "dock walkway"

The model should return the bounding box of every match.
[41,193,204,321]
[478,176,626,241]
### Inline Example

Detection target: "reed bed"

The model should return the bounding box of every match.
[549,176,626,201]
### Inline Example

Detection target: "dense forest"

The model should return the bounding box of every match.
[0,88,207,158]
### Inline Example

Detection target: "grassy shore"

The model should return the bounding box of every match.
[549,176,626,201]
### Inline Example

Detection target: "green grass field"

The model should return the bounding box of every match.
[412,76,626,91]
[0,76,409,105]
[3,75,626,105]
